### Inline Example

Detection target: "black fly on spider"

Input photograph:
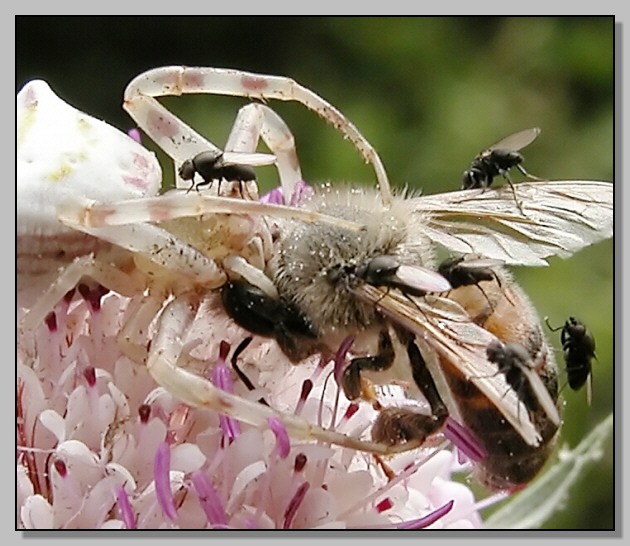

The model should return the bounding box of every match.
[179,150,259,195]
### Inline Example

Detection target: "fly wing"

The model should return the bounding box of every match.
[353,284,543,447]
[486,127,541,152]
[221,152,277,166]
[412,180,613,266]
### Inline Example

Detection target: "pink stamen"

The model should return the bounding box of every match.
[397,500,454,529]
[294,379,313,415]
[154,442,177,521]
[53,458,67,478]
[77,283,108,312]
[83,366,96,388]
[138,404,151,424]
[288,180,314,206]
[44,312,57,332]
[259,187,285,204]
[267,416,290,459]
[116,485,136,529]
[283,482,310,529]
[376,497,393,513]
[190,470,228,528]
[211,347,241,442]
[63,288,76,303]
[443,418,486,462]
[293,453,307,473]
[127,128,142,143]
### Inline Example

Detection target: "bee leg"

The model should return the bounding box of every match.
[372,337,449,446]
[474,282,495,312]
[342,329,394,400]
[406,339,449,426]
[230,337,271,407]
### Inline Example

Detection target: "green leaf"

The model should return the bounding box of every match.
[484,412,613,529]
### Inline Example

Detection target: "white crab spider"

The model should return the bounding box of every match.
[18,67,410,456]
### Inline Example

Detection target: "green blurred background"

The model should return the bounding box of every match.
[16,16,614,529]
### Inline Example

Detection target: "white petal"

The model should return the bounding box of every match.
[56,440,99,467]
[100,519,125,529]
[326,470,374,514]
[428,476,482,528]
[38,409,66,443]
[107,382,131,419]
[17,464,35,509]
[64,385,89,438]
[78,475,121,528]
[94,367,113,382]
[291,487,335,528]
[171,443,206,473]
[21,495,54,529]
[226,460,267,513]
[98,393,117,429]
[105,462,137,491]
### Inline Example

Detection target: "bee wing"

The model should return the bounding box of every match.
[221,152,277,167]
[455,254,506,269]
[485,127,541,152]
[412,180,613,266]
[518,365,561,427]
[353,284,543,447]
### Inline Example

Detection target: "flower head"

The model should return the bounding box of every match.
[17,287,486,529]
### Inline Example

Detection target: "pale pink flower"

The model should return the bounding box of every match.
[17,288,486,529]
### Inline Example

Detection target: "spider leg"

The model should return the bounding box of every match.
[58,192,364,233]
[225,103,302,200]
[149,292,422,455]
[52,213,228,287]
[124,66,391,204]
[20,255,145,331]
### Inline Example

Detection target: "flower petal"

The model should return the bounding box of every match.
[38,409,66,443]
[21,495,54,529]
[171,443,206,473]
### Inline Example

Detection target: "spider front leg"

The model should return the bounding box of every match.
[149,292,422,456]
[20,255,146,331]
[123,66,392,204]
[222,103,303,199]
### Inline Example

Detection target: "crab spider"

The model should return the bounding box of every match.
[18,67,412,457]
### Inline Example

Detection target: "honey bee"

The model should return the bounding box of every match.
[222,180,612,490]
